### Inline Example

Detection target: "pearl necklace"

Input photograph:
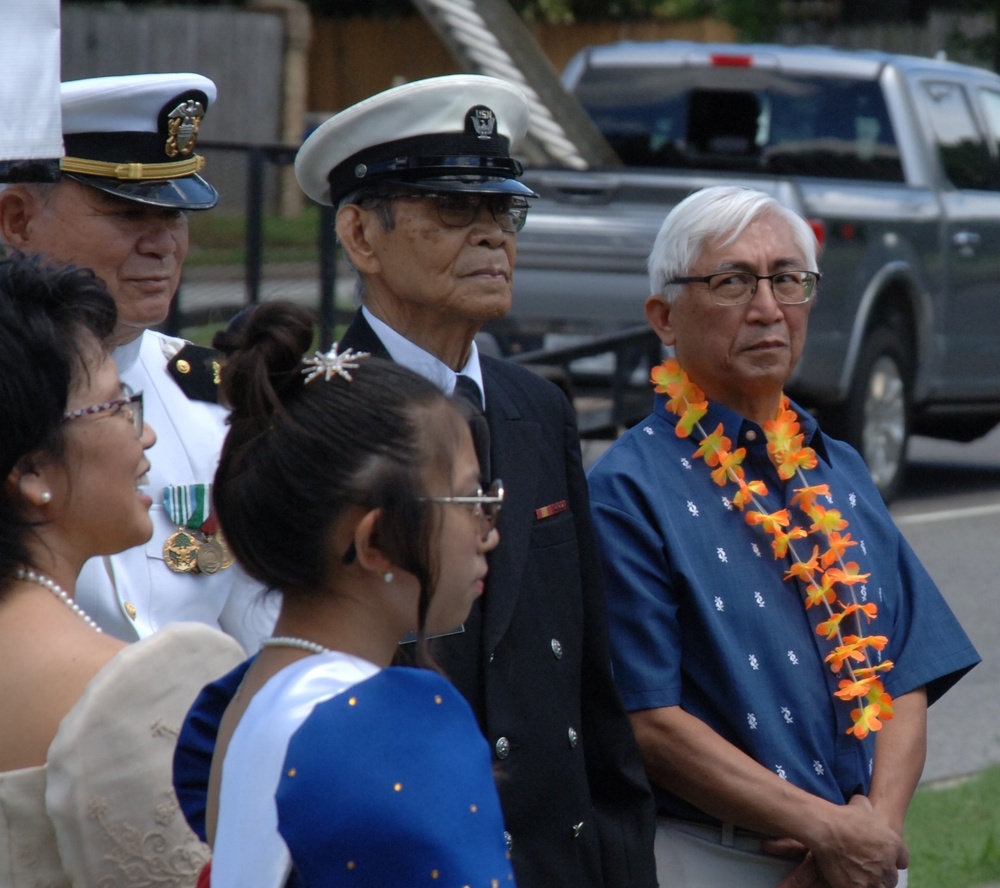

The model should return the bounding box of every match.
[15,567,103,632]
[260,636,332,655]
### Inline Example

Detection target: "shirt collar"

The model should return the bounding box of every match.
[654,392,828,461]
[362,306,485,407]
[112,331,145,374]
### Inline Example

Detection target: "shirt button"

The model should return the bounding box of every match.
[550,638,563,659]
[495,736,511,759]
[567,727,578,748]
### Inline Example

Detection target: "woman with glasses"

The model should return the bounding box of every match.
[180,300,513,887]
[0,255,245,886]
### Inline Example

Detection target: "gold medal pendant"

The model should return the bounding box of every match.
[164,529,200,573]
[196,537,224,575]
[213,530,235,570]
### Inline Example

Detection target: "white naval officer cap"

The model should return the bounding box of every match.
[295,74,537,207]
[58,73,219,210]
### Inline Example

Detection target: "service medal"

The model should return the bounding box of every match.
[163,529,200,573]
[213,530,235,570]
[163,484,213,574]
[200,511,234,573]
[196,538,224,575]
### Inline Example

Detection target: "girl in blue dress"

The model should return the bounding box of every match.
[198,301,513,888]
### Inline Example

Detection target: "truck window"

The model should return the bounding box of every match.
[574,66,902,181]
[978,88,1000,159]
[922,81,999,191]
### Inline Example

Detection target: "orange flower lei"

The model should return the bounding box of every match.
[651,357,894,740]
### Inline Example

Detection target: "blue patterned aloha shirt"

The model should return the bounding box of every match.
[588,394,980,823]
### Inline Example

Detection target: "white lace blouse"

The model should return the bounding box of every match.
[0,623,245,888]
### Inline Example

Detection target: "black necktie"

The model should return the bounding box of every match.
[454,375,491,482]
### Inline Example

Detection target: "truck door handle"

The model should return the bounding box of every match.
[952,230,981,257]
[552,186,614,205]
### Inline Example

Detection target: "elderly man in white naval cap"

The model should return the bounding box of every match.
[0,73,274,652]
[175,74,657,886]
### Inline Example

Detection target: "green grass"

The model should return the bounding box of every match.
[181,321,230,348]
[908,765,1000,887]
[180,319,331,352]
[185,206,322,266]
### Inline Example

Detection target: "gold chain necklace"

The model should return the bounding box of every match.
[652,358,894,740]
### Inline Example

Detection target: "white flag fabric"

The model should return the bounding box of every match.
[0,0,63,160]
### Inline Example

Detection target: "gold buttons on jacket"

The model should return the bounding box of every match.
[495,736,510,759]
[176,359,191,374]
[124,602,137,620]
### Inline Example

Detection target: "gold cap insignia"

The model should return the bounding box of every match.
[165,99,205,158]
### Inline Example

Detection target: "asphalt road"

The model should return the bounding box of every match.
[892,429,1000,785]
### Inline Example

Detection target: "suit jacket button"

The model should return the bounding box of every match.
[504,830,513,852]
[567,727,578,748]
[572,821,585,837]
[495,736,511,759]
[550,638,563,658]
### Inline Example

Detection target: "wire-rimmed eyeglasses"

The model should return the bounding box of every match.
[62,383,144,437]
[421,478,504,540]
[667,270,821,306]
[384,192,529,233]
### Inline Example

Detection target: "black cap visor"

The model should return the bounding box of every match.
[376,173,537,198]
[62,171,218,210]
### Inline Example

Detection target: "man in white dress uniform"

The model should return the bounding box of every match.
[0,73,275,651]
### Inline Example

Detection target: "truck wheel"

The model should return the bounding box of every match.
[831,327,912,503]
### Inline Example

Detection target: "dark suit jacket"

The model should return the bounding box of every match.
[341,311,657,888]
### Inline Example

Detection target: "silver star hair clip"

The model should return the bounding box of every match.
[301,345,371,384]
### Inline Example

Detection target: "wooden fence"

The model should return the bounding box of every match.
[60,5,996,131]
[307,15,736,116]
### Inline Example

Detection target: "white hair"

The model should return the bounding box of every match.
[647,185,818,301]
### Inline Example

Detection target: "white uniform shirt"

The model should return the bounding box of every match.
[362,306,486,405]
[75,329,277,652]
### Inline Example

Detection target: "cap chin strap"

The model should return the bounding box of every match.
[59,154,205,180]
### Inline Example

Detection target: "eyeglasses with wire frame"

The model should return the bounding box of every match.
[383,192,529,233]
[667,270,822,306]
[62,384,145,437]
[421,479,504,540]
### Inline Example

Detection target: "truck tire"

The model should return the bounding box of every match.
[829,326,912,503]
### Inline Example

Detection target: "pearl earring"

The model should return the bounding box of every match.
[383,571,394,584]
[40,491,52,504]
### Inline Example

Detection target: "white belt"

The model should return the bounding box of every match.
[658,816,772,853]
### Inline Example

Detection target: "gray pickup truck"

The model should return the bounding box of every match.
[499,40,1000,500]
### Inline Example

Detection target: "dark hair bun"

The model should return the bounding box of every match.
[213,302,315,426]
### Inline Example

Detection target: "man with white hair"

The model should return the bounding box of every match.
[0,74,273,652]
[587,184,979,888]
